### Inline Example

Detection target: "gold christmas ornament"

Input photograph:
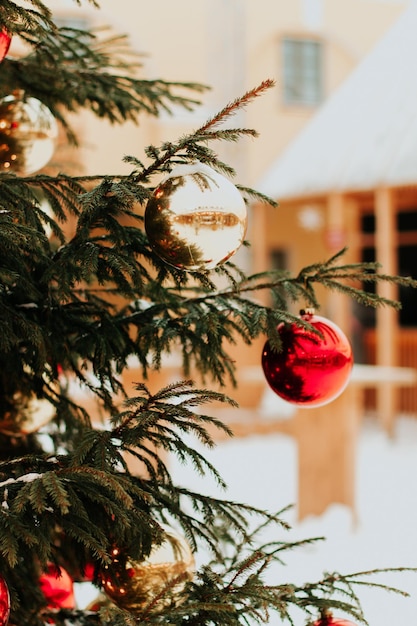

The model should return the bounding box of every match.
[101,526,195,614]
[0,367,59,436]
[145,162,247,271]
[0,390,57,436]
[0,90,58,175]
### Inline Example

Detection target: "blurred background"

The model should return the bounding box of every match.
[41,2,417,623]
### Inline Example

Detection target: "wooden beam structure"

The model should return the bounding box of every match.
[374,186,399,434]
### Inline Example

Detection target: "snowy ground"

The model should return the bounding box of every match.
[75,413,417,625]
[168,414,417,625]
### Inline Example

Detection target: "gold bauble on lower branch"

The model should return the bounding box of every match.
[100,526,196,614]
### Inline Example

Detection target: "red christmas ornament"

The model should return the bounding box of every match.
[0,576,10,626]
[83,562,96,582]
[39,564,75,609]
[0,31,11,63]
[314,617,358,626]
[261,310,353,407]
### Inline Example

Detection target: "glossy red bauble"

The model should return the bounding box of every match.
[261,312,353,407]
[39,564,75,609]
[0,31,11,63]
[0,576,10,626]
[314,617,358,626]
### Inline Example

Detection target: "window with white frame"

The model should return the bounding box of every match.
[281,37,323,106]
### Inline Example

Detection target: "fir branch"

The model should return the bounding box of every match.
[195,79,275,134]
[107,381,235,487]
[0,27,207,141]
[0,0,55,36]
[133,80,276,183]
[237,184,279,207]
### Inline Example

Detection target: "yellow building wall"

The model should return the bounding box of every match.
[48,0,408,187]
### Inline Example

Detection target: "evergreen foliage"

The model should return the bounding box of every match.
[0,2,415,626]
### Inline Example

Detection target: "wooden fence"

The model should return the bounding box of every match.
[364,328,417,414]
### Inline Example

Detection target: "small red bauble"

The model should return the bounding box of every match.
[0,576,10,626]
[82,562,96,582]
[39,564,75,609]
[0,31,11,63]
[261,311,353,407]
[314,617,358,626]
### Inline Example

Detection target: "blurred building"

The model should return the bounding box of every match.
[257,1,417,419]
[46,0,416,417]
[48,0,407,181]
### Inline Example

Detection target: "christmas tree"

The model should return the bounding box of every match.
[0,2,415,626]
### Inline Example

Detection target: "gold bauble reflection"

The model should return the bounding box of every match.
[145,162,247,271]
[0,90,58,175]
[101,526,195,614]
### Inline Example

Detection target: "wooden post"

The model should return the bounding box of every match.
[294,384,361,523]
[326,193,351,333]
[251,201,269,306]
[374,187,398,434]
